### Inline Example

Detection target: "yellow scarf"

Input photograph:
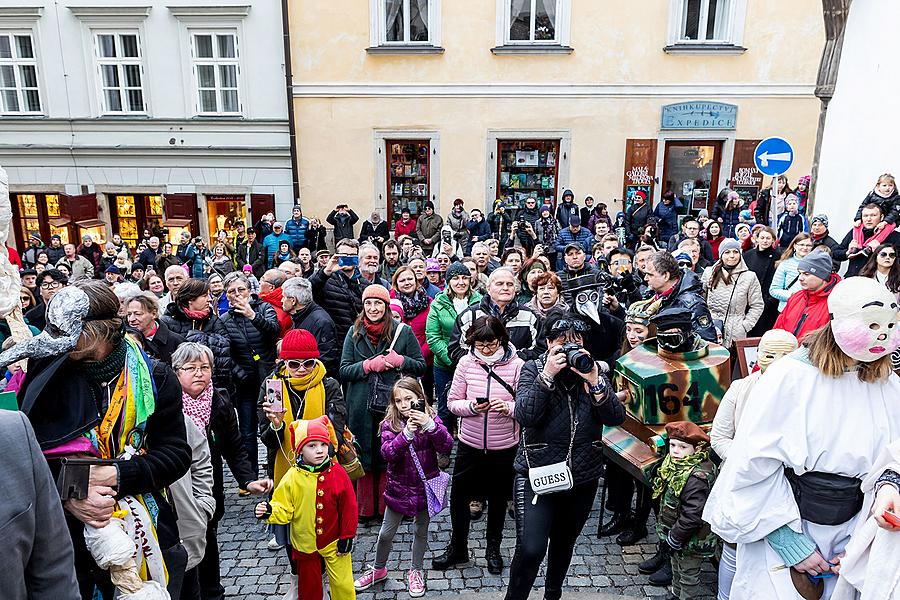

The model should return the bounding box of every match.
[274,360,327,484]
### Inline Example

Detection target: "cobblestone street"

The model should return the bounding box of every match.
[218,451,717,600]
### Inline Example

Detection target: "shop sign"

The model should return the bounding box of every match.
[661,102,737,130]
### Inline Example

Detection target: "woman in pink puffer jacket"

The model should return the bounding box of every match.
[431,316,523,576]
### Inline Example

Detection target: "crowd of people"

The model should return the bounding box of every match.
[8,174,900,600]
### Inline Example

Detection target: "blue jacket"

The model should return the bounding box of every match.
[555,226,594,254]
[262,232,292,267]
[190,248,211,279]
[283,216,309,250]
[653,199,683,241]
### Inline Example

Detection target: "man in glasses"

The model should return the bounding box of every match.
[26,269,68,331]
[643,250,716,342]
[310,238,368,345]
[666,217,714,263]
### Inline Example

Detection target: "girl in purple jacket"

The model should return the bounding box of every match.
[353,377,453,598]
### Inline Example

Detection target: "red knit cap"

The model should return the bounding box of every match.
[287,415,338,453]
[280,329,320,360]
[362,284,390,305]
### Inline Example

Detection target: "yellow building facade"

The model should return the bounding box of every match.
[290,0,824,228]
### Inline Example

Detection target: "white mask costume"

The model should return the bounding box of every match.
[755,329,798,373]
[828,277,900,362]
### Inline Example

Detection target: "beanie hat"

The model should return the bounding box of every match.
[280,329,320,360]
[362,284,390,305]
[105,242,116,250]
[389,299,405,320]
[444,261,471,283]
[569,214,581,226]
[718,238,742,255]
[104,265,120,274]
[423,200,435,211]
[674,251,693,265]
[242,264,253,272]
[734,223,751,237]
[797,251,833,279]
[287,415,339,455]
[698,209,709,219]
[425,258,441,272]
[131,262,144,271]
[811,214,829,228]
[540,205,552,215]
[665,421,710,448]
[739,209,752,221]
[29,232,42,242]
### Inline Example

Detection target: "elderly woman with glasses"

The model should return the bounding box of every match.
[171,342,272,600]
[219,272,280,478]
[257,329,348,565]
[124,291,185,365]
[432,316,524,576]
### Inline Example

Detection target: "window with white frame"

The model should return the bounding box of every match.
[0,33,41,114]
[370,0,442,47]
[94,32,146,113]
[190,32,241,115]
[679,0,731,41]
[507,0,559,43]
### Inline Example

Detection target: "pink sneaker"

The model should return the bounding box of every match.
[408,568,426,598]
[354,565,388,591]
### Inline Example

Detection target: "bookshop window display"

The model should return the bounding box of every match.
[387,140,430,227]
[496,139,560,214]
[111,194,164,249]
[12,193,73,250]
[661,141,722,215]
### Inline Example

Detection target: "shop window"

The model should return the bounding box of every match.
[94,32,146,114]
[386,141,430,227]
[78,224,106,246]
[0,32,42,114]
[12,193,81,252]
[206,195,246,243]
[16,194,40,244]
[496,139,560,213]
[190,32,241,115]
[115,195,139,248]
[661,141,723,215]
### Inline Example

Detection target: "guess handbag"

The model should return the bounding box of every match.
[409,443,451,517]
[522,397,578,504]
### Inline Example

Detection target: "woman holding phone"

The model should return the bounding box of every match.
[433,316,524,575]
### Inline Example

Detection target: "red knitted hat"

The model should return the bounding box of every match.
[288,416,338,453]
[280,329,320,360]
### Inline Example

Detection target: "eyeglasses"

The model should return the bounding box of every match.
[226,286,249,296]
[178,365,212,374]
[473,340,500,352]
[286,359,317,370]
[40,281,61,290]
[879,251,897,259]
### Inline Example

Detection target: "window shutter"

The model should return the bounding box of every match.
[163,193,200,237]
[250,194,275,226]
[64,193,101,226]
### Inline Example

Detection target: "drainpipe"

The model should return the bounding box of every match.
[281,0,301,203]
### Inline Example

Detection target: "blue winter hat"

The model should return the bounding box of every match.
[739,209,752,220]
[674,251,693,266]
[616,211,625,219]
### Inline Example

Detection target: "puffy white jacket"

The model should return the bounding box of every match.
[701,260,764,348]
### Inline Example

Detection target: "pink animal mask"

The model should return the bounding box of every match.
[828,278,900,363]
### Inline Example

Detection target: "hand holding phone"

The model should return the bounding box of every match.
[265,379,284,414]
[474,397,491,413]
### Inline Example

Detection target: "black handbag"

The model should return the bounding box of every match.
[366,323,406,415]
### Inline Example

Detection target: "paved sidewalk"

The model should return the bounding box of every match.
[217,451,717,599]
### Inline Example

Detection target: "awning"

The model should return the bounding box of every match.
[49,217,72,227]
[162,218,193,227]
[75,219,106,229]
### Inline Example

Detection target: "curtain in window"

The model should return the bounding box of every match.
[509,0,531,41]
[410,0,429,42]
[683,0,701,40]
[385,0,404,41]
[534,0,556,41]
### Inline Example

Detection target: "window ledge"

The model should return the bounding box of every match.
[366,45,445,55]
[491,44,573,55]
[664,43,747,55]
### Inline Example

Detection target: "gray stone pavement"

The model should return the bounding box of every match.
[217,448,717,600]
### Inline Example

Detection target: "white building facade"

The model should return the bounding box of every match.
[0,1,293,252]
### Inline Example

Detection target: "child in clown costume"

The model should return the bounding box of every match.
[255,415,358,600]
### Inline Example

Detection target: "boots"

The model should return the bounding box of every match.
[616,522,648,546]
[647,560,673,587]
[431,544,469,571]
[486,543,504,575]
[638,541,671,575]
[598,511,631,537]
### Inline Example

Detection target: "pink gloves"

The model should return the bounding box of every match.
[363,355,389,374]
[384,350,403,369]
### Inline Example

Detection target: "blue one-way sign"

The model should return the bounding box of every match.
[754,137,794,176]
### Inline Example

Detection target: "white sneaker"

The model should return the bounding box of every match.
[281,574,298,600]
[267,535,284,551]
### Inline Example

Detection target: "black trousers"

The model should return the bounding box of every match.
[197,522,225,600]
[604,462,654,524]
[505,476,598,600]
[449,443,517,549]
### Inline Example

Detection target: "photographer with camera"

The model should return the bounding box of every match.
[505,310,624,600]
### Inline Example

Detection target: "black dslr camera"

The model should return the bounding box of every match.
[557,342,594,374]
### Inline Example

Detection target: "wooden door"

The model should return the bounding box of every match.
[164,193,201,238]
[622,139,658,213]
[250,194,275,227]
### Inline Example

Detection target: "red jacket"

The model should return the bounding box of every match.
[394,218,417,239]
[774,273,841,340]
[259,286,292,338]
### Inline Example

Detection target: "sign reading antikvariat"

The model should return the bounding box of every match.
[661,101,738,130]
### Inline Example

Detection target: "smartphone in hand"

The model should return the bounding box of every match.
[265,379,284,413]
[410,399,425,414]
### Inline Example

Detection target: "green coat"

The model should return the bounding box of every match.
[424,290,482,370]
[339,320,426,471]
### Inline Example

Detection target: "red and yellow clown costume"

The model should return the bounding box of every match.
[261,416,358,600]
